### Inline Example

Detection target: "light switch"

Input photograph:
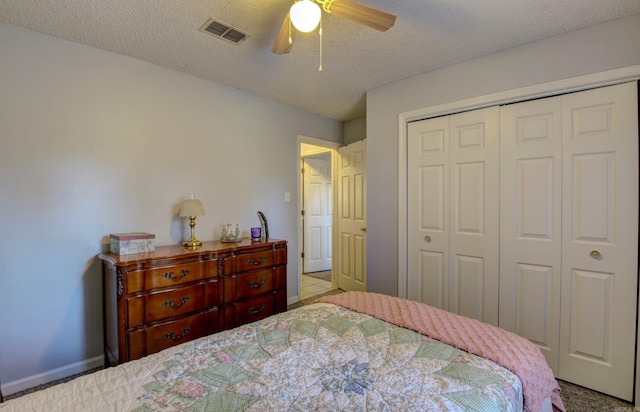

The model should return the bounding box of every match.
[285,192,291,202]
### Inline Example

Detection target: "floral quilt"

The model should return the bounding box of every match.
[1,303,523,411]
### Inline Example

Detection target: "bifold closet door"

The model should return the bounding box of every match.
[407,116,450,310]
[407,107,500,325]
[558,82,638,401]
[500,81,638,400]
[499,96,563,374]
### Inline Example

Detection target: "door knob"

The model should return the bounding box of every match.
[424,235,431,242]
[360,227,367,232]
[590,250,601,259]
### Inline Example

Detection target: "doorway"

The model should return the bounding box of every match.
[298,138,340,301]
[301,153,333,299]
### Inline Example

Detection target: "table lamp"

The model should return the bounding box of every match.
[180,193,205,248]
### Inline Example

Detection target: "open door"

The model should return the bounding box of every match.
[302,154,332,273]
[338,140,367,291]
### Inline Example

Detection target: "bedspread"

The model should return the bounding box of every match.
[1,302,524,411]
[317,291,565,412]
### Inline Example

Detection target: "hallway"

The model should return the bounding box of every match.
[300,273,332,300]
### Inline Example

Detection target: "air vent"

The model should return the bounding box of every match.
[200,18,249,45]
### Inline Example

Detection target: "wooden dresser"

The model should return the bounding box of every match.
[98,238,287,365]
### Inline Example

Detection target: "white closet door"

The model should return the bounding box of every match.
[449,108,500,325]
[559,82,638,401]
[499,96,563,373]
[407,116,450,309]
[407,107,499,325]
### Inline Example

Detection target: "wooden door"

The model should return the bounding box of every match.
[302,155,332,273]
[499,96,563,373]
[407,107,500,325]
[338,140,366,291]
[558,82,638,401]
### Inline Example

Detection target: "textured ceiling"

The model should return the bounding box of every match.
[2,0,640,121]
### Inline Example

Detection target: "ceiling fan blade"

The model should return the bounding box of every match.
[329,0,396,32]
[272,13,295,54]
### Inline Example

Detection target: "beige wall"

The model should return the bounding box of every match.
[343,117,366,145]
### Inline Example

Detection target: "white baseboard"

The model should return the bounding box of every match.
[2,355,104,396]
[287,294,301,306]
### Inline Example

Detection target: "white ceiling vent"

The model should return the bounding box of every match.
[200,18,249,45]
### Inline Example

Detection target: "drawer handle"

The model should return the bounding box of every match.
[163,296,189,309]
[247,256,266,266]
[247,303,266,315]
[248,279,266,288]
[164,327,191,341]
[163,269,189,281]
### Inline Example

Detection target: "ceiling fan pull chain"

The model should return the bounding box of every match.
[288,13,293,45]
[318,18,323,71]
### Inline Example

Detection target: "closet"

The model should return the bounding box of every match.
[406,82,638,400]
[407,106,500,326]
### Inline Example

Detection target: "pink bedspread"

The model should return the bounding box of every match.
[317,291,565,412]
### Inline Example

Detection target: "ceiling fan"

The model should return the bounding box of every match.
[272,0,396,55]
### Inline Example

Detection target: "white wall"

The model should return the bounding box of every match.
[366,13,640,295]
[0,23,342,391]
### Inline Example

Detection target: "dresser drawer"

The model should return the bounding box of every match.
[127,261,206,293]
[224,293,277,328]
[222,266,285,304]
[126,280,219,326]
[235,250,274,272]
[127,309,219,361]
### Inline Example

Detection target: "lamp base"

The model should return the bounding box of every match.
[182,238,203,249]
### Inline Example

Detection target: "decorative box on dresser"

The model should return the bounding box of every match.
[99,238,287,365]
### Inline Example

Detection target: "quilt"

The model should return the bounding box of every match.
[0,301,525,411]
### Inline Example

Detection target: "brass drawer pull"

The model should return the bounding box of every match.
[248,279,266,288]
[163,296,189,309]
[247,256,266,266]
[590,250,601,259]
[248,304,266,315]
[164,327,191,341]
[163,269,189,281]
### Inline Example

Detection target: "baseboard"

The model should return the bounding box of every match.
[2,355,104,396]
[287,294,301,306]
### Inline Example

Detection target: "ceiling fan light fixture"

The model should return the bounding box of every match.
[290,0,321,33]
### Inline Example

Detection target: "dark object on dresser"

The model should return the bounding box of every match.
[99,238,287,365]
[257,210,269,239]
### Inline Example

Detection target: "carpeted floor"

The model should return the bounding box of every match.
[3,288,635,411]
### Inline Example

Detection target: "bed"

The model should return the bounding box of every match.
[0,292,564,411]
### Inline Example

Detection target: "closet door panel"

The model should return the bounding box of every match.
[453,254,484,320]
[407,117,450,308]
[559,82,638,401]
[449,107,500,325]
[499,96,562,373]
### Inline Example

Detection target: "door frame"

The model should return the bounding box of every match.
[396,65,640,402]
[296,135,341,303]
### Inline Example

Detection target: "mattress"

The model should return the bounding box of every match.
[0,293,562,411]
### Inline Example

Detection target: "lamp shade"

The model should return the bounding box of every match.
[290,0,321,33]
[179,196,205,217]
